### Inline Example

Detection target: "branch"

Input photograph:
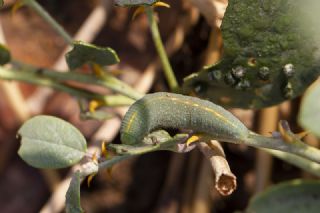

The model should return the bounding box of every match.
[107,131,189,156]
[24,0,73,44]
[12,61,143,100]
[263,148,320,177]
[145,7,179,91]
[98,132,189,174]
[0,66,134,106]
[246,131,320,164]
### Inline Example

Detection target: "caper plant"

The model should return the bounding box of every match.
[0,0,320,212]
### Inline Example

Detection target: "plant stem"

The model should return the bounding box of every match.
[0,67,134,106]
[98,155,132,170]
[99,133,188,170]
[145,7,179,91]
[246,131,320,164]
[107,133,188,155]
[98,128,320,172]
[24,0,73,44]
[12,61,143,100]
[263,149,320,177]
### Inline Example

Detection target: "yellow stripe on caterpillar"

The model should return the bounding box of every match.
[120,92,249,145]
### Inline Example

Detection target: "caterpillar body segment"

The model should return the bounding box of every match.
[120,92,249,145]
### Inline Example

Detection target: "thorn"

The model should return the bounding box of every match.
[296,131,309,140]
[92,63,105,77]
[132,6,145,20]
[153,1,170,9]
[12,0,25,15]
[278,120,293,143]
[278,120,300,143]
[92,150,98,163]
[87,150,100,187]
[87,173,96,187]
[89,100,104,113]
[101,141,109,159]
[186,135,200,146]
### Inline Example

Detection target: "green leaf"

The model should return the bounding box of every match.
[298,82,320,138]
[182,0,320,109]
[18,115,87,169]
[245,179,320,213]
[115,0,158,7]
[66,171,84,213]
[0,44,10,65]
[0,0,4,7]
[66,41,119,70]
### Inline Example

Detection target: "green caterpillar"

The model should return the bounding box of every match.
[120,92,249,145]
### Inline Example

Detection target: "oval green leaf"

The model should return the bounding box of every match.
[0,43,11,65]
[66,171,84,213]
[183,0,320,109]
[245,180,320,213]
[298,82,320,138]
[115,0,158,7]
[18,115,87,169]
[66,41,119,70]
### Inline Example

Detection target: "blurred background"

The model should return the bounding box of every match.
[0,0,319,212]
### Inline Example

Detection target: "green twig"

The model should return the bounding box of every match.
[0,67,134,106]
[107,133,188,155]
[100,95,135,107]
[24,0,73,44]
[263,149,320,177]
[12,61,143,100]
[246,131,320,164]
[145,7,178,91]
[15,1,145,100]
[98,129,320,173]
[98,155,132,170]
[99,133,188,171]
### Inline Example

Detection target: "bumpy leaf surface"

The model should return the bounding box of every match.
[183,0,320,109]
